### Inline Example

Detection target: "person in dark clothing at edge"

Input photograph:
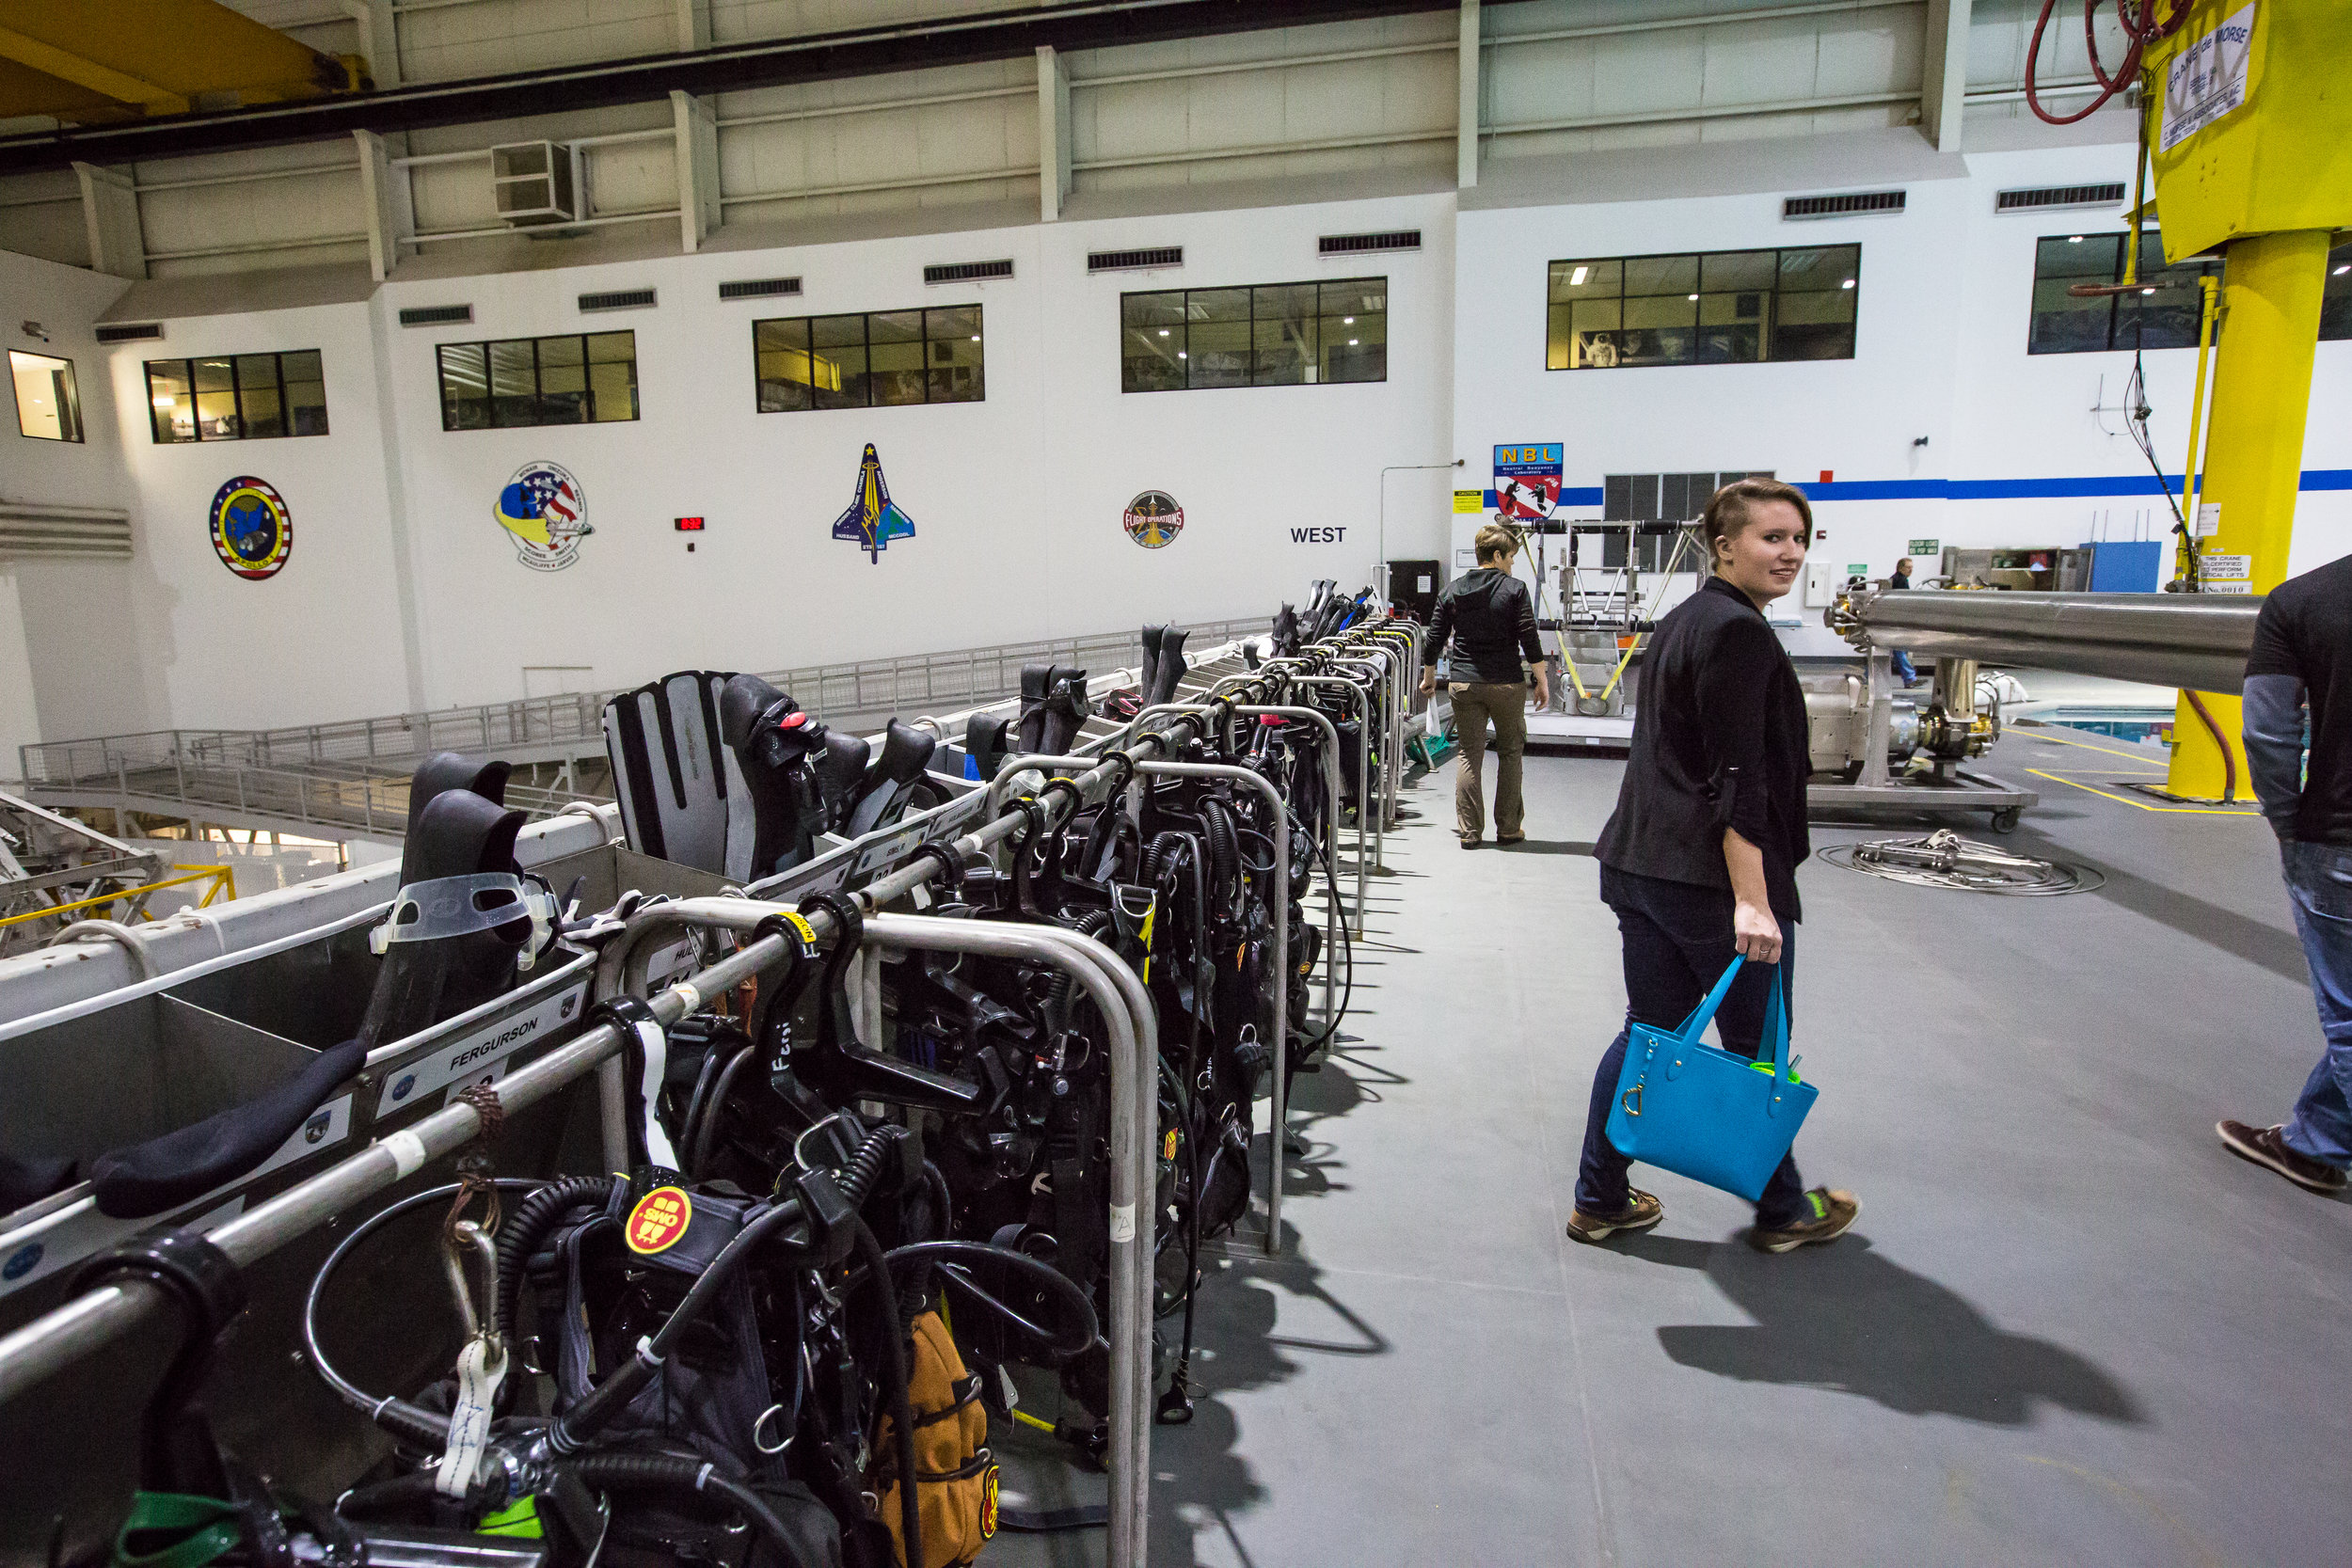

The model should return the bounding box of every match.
[1421,520,1550,847]
[2219,554,2352,1195]
[1568,479,1860,1252]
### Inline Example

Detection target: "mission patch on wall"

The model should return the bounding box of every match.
[208,476,293,580]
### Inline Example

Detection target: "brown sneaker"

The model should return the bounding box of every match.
[2217,1120,2349,1194]
[1749,1187,1860,1253]
[1565,1188,1663,1244]
[1459,835,1481,849]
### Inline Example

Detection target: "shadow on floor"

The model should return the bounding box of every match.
[1623,1232,2145,1426]
[2003,824,2310,988]
[1495,838,1596,856]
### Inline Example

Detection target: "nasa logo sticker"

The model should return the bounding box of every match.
[1123,489,1184,549]
[208,476,293,579]
[625,1186,693,1255]
[494,461,593,571]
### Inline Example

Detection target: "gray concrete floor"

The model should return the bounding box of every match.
[995,724,2351,1567]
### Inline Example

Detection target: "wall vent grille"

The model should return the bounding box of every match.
[1319,230,1421,256]
[1087,245,1183,273]
[0,503,133,562]
[718,277,802,300]
[1994,182,2128,213]
[579,288,657,312]
[398,305,474,327]
[1782,190,1906,220]
[94,323,164,343]
[924,259,1013,284]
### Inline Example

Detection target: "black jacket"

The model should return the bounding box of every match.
[1596,576,1810,921]
[1425,566,1542,686]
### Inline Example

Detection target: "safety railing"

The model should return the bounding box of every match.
[18,616,1266,790]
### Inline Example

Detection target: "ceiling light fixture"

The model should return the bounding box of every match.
[1569,265,1589,286]
[1687,293,1698,301]
[1841,278,1855,289]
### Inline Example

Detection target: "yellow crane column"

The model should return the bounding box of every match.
[2137,0,2352,801]
[2167,229,2331,800]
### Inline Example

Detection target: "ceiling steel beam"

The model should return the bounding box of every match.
[0,0,1522,175]
[0,25,189,115]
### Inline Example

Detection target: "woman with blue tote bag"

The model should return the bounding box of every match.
[1567,478,1859,1254]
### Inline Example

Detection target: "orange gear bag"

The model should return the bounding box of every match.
[870,1309,997,1566]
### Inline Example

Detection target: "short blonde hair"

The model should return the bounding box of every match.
[1474,521,1518,563]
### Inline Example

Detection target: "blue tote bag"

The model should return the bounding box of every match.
[1603,956,1818,1201]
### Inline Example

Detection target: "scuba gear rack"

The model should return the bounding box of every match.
[0,599,1411,1568]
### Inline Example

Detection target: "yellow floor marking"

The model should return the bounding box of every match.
[2022,728,2172,765]
[2024,768,2261,816]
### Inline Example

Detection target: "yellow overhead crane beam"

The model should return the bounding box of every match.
[0,0,368,125]
[2133,0,2352,802]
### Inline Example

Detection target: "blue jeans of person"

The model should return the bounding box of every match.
[1891,649,1916,685]
[2280,840,2352,1169]
[1577,865,1809,1227]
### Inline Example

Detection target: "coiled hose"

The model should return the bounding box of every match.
[493,1175,617,1343]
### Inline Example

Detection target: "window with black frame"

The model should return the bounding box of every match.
[1547,247,1858,370]
[10,350,83,442]
[754,306,983,411]
[1120,277,1386,392]
[436,333,638,430]
[145,351,327,442]
[2027,231,2226,354]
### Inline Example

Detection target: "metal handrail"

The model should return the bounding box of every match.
[19,616,1268,786]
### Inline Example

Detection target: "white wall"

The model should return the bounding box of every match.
[97,297,419,731]
[1449,124,2352,652]
[11,103,2352,743]
[370,187,1454,709]
[0,249,158,766]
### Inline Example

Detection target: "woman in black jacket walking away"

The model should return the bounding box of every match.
[1567,479,1859,1254]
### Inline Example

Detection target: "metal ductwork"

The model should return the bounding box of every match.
[1832,589,2264,694]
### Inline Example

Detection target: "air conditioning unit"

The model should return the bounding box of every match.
[491,141,581,227]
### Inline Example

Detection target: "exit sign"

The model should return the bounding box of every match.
[675,516,705,531]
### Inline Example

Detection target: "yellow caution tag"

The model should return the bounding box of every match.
[779,911,817,947]
[1164,1127,1180,1161]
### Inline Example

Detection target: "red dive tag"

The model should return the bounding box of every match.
[625,1186,692,1254]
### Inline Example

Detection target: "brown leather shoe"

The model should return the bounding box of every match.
[2217,1120,2349,1194]
[1497,832,1525,846]
[1459,835,1480,848]
[1749,1187,1860,1253]
[1565,1188,1663,1244]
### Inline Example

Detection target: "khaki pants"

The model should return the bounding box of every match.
[1451,682,1529,840]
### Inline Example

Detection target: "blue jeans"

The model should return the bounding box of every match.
[1890,649,1916,685]
[2281,841,2352,1169]
[1577,866,1809,1227]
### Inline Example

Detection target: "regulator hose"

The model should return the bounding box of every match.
[567,1452,822,1568]
[303,1179,551,1450]
[550,1195,812,1451]
[493,1175,618,1343]
[850,1215,924,1568]
[686,1039,762,1179]
[859,1240,1101,1363]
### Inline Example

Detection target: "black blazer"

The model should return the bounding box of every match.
[1596,576,1811,921]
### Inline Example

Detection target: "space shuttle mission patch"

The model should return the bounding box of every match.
[625,1186,692,1254]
